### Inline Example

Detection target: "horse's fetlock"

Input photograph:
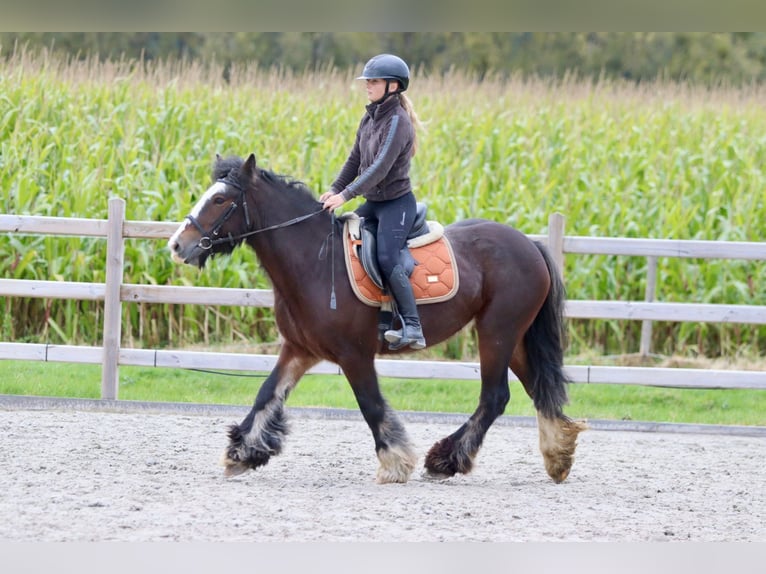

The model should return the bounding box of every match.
[225,444,243,463]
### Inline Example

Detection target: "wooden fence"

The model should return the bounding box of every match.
[1,198,765,400]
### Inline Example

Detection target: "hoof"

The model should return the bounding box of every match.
[545,461,572,484]
[537,414,588,483]
[375,468,410,484]
[220,448,252,477]
[222,461,251,478]
[220,444,270,478]
[424,436,473,478]
[421,469,453,481]
[375,444,418,484]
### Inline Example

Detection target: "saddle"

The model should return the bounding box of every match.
[341,203,459,308]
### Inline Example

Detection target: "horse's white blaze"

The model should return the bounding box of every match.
[167,181,227,260]
[190,181,227,219]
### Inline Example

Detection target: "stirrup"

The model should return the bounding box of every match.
[384,328,403,344]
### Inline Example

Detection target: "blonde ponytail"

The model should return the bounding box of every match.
[400,92,424,157]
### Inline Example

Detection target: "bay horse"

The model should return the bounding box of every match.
[168,153,587,484]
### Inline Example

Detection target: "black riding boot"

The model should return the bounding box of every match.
[384,265,426,351]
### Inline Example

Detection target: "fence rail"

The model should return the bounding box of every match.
[2,200,765,399]
[3,278,762,323]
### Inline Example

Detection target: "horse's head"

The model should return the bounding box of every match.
[169,153,257,268]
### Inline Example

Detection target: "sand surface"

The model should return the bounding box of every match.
[1,406,764,542]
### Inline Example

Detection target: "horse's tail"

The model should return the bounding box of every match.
[524,241,571,420]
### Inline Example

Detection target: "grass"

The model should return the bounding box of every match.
[1,359,764,427]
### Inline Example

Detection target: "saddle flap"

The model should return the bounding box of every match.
[359,224,385,289]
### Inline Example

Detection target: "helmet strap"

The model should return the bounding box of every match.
[370,81,401,106]
[385,79,403,95]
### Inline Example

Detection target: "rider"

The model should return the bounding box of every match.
[320,54,426,350]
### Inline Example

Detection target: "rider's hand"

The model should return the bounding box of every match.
[319,191,334,202]
[323,193,346,212]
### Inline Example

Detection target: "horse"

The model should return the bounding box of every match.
[168,153,587,484]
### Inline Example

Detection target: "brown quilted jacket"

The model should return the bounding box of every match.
[330,94,414,203]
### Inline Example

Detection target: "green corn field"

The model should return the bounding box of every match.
[1,50,765,360]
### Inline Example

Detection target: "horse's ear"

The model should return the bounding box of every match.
[243,153,257,177]
[216,153,222,161]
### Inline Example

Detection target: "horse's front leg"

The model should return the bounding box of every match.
[222,341,319,477]
[342,359,418,484]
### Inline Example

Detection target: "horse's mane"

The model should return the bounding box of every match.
[213,155,318,207]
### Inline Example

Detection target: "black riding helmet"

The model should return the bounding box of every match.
[357,54,410,97]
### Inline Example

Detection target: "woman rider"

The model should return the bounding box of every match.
[320,54,426,350]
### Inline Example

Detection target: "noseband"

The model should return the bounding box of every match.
[185,172,324,250]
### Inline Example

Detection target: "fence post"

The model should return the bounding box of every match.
[547,212,565,276]
[640,255,658,357]
[101,197,125,400]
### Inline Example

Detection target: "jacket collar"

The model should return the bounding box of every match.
[365,93,400,120]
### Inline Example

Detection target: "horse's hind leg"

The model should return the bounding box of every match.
[222,341,319,477]
[424,325,513,478]
[511,342,587,483]
[341,359,417,484]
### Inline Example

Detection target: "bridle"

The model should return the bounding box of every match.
[185,171,324,250]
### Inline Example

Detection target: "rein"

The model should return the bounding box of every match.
[187,176,324,250]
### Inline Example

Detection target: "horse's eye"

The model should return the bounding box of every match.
[213,196,226,205]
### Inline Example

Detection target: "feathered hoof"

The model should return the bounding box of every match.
[544,454,574,483]
[375,467,410,484]
[220,444,271,478]
[424,436,474,478]
[222,461,251,478]
[375,444,418,484]
[421,469,453,481]
[538,415,588,483]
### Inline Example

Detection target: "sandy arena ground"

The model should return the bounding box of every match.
[0,404,764,542]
